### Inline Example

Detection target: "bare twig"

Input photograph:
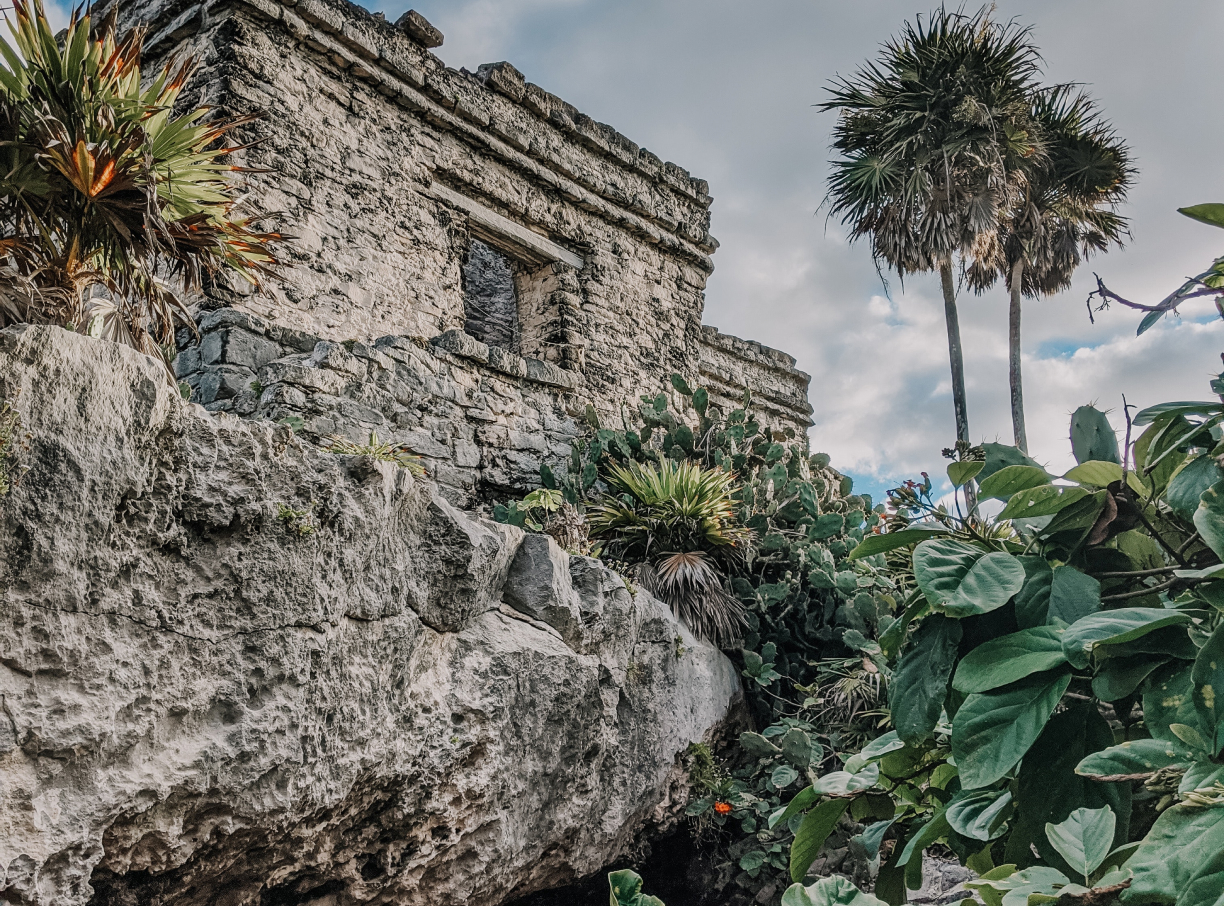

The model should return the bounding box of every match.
[1100,579,1176,602]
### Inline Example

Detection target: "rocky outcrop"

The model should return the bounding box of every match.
[0,326,743,906]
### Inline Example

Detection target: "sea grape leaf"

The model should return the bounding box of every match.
[1014,556,1054,629]
[848,526,945,559]
[1168,455,1224,520]
[1091,654,1167,702]
[1044,806,1115,881]
[978,465,1053,500]
[946,788,1013,842]
[1144,662,1201,744]
[781,876,888,906]
[952,626,1067,694]
[948,460,985,488]
[789,798,851,883]
[1047,566,1101,626]
[608,869,665,906]
[998,485,1089,521]
[1061,608,1193,668]
[1126,803,1224,906]
[890,615,962,744]
[913,539,1025,617]
[1003,702,1130,872]
[952,670,1072,790]
[1076,737,1197,779]
[1194,480,1224,561]
[811,763,879,796]
[1191,619,1224,757]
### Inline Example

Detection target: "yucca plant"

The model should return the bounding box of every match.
[0,0,279,366]
[588,459,752,645]
[323,431,427,476]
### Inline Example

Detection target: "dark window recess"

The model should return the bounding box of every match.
[462,239,520,352]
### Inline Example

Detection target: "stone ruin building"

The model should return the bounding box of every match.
[126,0,815,505]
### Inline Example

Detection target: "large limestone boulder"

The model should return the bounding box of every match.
[0,326,742,906]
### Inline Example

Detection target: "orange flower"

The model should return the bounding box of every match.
[714,801,733,815]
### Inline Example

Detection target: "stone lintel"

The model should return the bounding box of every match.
[430,182,585,270]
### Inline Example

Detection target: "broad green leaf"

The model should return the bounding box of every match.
[1180,761,1224,796]
[1091,654,1167,702]
[1076,737,1197,779]
[890,615,962,744]
[1115,529,1167,573]
[608,869,665,906]
[1182,848,1224,906]
[1168,455,1224,520]
[1047,566,1101,626]
[1044,807,1115,881]
[1194,479,1224,561]
[1004,703,1130,872]
[913,539,1025,617]
[948,460,985,488]
[780,727,819,769]
[1192,619,1224,757]
[978,465,1053,500]
[1061,608,1192,668]
[952,671,1072,789]
[781,876,888,906]
[811,763,879,796]
[790,798,851,883]
[1170,722,1209,752]
[946,788,1013,842]
[1064,461,1147,496]
[898,807,951,889]
[1179,203,1224,229]
[1127,803,1224,905]
[952,627,1067,693]
[1015,556,1054,629]
[1134,400,1224,426]
[771,786,819,830]
[851,818,897,861]
[849,526,947,559]
[844,731,905,773]
[1144,662,1201,744]
[1041,491,1107,541]
[998,486,1089,521]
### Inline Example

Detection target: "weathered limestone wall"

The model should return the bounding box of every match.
[174,308,584,504]
[0,325,744,906]
[698,327,814,437]
[114,0,718,416]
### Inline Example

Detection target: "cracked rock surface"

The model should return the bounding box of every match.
[0,326,742,906]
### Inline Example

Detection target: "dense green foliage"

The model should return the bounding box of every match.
[775,377,1224,906]
[0,0,279,363]
[323,431,426,476]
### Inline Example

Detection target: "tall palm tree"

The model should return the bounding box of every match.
[967,86,1133,452]
[822,7,1042,504]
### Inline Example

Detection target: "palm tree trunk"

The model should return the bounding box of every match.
[939,261,976,514]
[1008,258,1028,454]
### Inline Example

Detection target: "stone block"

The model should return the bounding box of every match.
[195,365,256,404]
[431,330,489,364]
[398,429,451,459]
[486,345,527,379]
[200,328,285,370]
[173,346,201,378]
[503,534,584,647]
[259,361,350,396]
[198,307,269,335]
[394,9,443,48]
[476,61,525,102]
[268,323,322,353]
[524,357,578,390]
[309,341,369,379]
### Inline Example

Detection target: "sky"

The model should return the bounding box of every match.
[354,0,1224,504]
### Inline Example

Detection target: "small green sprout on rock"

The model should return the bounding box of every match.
[674,635,686,659]
[276,502,315,537]
[324,431,426,477]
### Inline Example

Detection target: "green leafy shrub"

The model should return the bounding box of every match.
[608,869,664,906]
[590,459,751,644]
[324,431,426,476]
[275,503,315,537]
[0,0,280,365]
[775,371,1224,906]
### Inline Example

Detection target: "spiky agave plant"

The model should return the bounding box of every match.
[588,459,752,645]
[0,0,279,367]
